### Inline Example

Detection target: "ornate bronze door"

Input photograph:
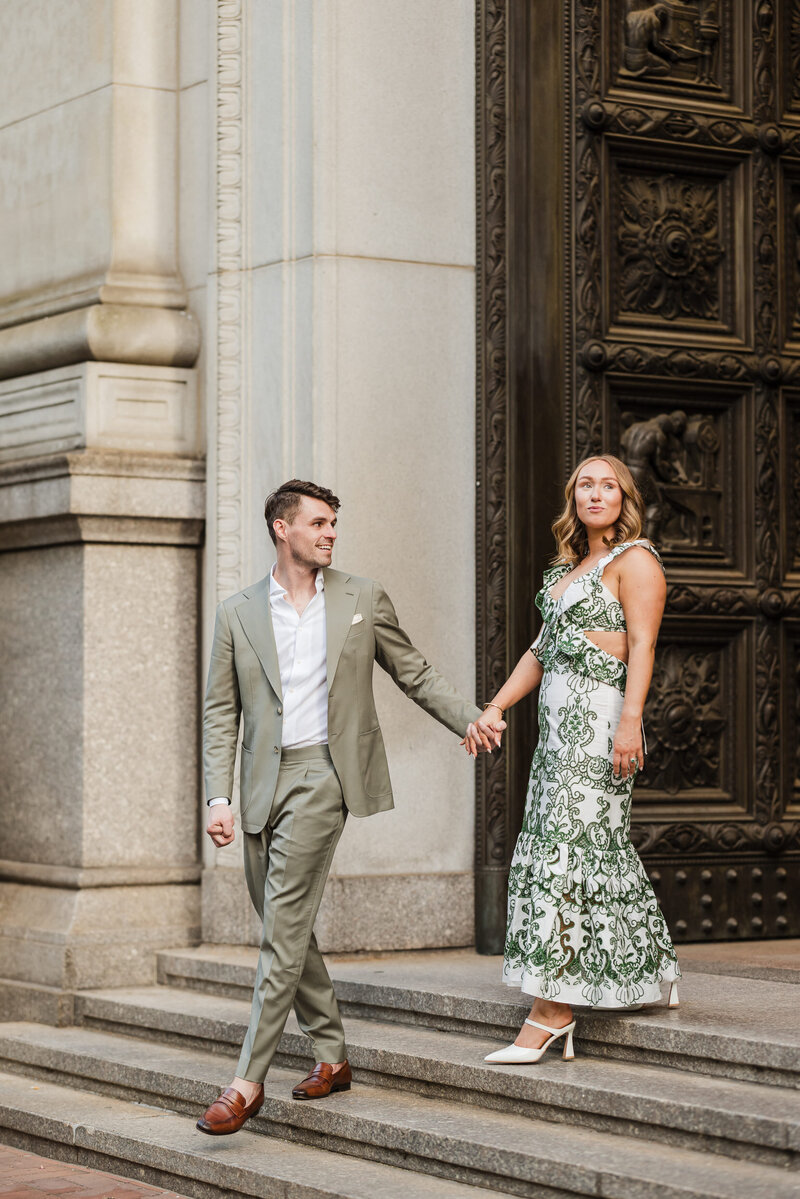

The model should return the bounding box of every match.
[476,1,800,950]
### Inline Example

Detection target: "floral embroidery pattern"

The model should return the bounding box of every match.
[504,542,680,1008]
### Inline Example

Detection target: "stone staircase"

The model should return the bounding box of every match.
[0,945,799,1198]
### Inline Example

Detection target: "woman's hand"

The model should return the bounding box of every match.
[461,712,507,758]
[459,647,542,759]
[613,713,643,780]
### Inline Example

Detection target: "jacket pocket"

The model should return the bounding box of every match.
[358,727,391,799]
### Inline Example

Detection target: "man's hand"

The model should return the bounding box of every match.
[206,804,236,847]
[461,715,506,758]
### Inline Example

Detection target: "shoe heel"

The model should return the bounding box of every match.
[668,981,679,1008]
[332,1081,351,1092]
[562,1026,575,1061]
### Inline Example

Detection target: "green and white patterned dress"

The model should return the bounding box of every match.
[503,540,680,1008]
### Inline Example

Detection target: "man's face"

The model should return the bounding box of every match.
[275,496,337,569]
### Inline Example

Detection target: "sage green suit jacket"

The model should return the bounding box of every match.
[203,567,482,832]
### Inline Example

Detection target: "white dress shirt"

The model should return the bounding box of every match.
[207,566,329,807]
[269,565,328,748]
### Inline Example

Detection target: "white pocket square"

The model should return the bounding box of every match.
[351,613,363,625]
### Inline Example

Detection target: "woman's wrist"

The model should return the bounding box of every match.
[482,701,505,717]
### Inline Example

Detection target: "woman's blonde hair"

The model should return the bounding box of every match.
[551,454,645,564]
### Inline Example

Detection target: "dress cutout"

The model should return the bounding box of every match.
[504,541,681,1007]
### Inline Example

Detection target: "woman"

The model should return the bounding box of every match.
[465,455,680,1064]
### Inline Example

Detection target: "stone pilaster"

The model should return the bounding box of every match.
[0,0,206,1020]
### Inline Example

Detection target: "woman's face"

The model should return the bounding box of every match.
[573,459,623,533]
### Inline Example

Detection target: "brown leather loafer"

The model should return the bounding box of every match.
[292,1060,352,1100]
[196,1085,264,1135]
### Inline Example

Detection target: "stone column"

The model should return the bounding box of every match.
[0,0,204,1019]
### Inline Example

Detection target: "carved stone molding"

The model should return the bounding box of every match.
[666,585,759,615]
[786,393,800,571]
[586,340,759,376]
[789,630,800,806]
[785,0,800,114]
[781,169,800,347]
[0,363,199,464]
[475,0,510,878]
[584,100,757,148]
[215,0,246,602]
[631,819,800,855]
[755,1,778,125]
[755,618,781,822]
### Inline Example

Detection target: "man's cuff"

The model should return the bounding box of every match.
[207,796,231,807]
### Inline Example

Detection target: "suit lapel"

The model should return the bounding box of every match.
[235,577,283,700]
[323,568,358,690]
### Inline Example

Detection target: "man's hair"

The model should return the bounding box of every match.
[264,479,341,545]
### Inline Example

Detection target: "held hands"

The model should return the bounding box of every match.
[461,706,507,758]
[613,714,644,780]
[206,804,236,847]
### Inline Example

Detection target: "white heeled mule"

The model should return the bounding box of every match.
[484,1018,576,1064]
[668,981,679,1008]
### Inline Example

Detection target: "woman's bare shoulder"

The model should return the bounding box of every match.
[616,542,666,585]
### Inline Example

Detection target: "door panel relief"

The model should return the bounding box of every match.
[475,0,800,949]
[572,1,800,939]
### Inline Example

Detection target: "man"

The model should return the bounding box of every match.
[197,479,502,1135]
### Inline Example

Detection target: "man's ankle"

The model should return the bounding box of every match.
[232,1074,262,1097]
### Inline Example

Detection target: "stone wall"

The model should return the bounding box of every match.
[0,0,479,987]
[200,0,479,951]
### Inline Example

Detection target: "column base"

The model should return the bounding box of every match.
[0,880,201,995]
[201,866,474,953]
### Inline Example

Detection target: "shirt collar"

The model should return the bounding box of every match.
[269,564,325,598]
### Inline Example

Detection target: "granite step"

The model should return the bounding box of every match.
[0,1028,799,1199]
[0,1069,506,1199]
[157,946,800,1088]
[62,986,800,1164]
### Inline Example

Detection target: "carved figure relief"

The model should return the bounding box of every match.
[615,171,724,324]
[640,643,727,794]
[620,407,722,549]
[619,1,722,91]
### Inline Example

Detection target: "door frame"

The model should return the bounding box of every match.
[475,0,568,952]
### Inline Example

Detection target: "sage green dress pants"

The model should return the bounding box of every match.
[237,745,347,1082]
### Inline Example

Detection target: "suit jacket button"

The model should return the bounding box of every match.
[273,746,279,754]
[277,707,283,715]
